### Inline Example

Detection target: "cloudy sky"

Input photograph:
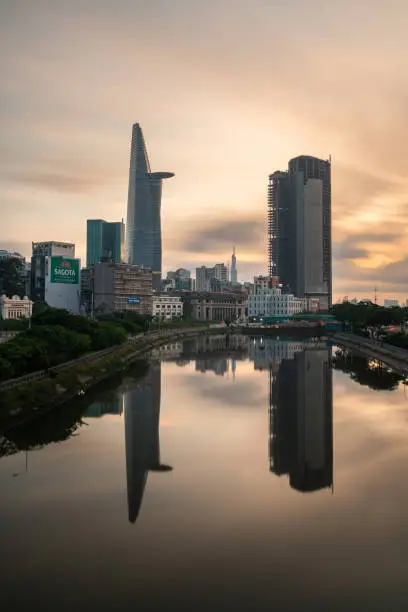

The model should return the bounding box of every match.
[1,0,408,302]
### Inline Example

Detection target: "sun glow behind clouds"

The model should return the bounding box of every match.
[2,1,408,299]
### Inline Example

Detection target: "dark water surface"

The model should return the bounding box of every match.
[2,336,408,611]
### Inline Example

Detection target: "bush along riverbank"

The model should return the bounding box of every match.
[0,362,151,455]
[0,321,223,428]
[0,358,150,434]
[0,307,151,382]
[0,351,131,429]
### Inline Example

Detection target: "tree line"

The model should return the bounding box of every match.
[0,256,26,297]
[0,307,151,382]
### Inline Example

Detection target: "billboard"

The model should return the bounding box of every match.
[45,256,81,314]
[50,256,79,284]
[128,297,140,304]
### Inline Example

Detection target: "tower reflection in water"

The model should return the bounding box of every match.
[267,340,333,493]
[123,362,172,524]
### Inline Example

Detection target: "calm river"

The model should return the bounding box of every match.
[1,335,408,611]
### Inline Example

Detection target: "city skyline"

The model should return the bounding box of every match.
[2,1,408,301]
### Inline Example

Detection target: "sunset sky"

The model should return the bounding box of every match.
[2,0,408,302]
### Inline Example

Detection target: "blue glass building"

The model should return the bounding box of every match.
[86,219,125,267]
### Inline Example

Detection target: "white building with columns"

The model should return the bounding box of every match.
[247,286,305,318]
[0,295,33,320]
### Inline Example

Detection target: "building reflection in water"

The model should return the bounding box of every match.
[123,362,172,524]
[84,392,124,418]
[268,340,333,493]
[121,336,333,522]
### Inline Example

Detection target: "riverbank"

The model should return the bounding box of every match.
[333,332,408,376]
[0,326,227,429]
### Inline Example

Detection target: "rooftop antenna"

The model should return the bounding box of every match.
[374,286,378,305]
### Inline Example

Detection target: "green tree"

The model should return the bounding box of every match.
[0,257,25,296]
[91,322,127,350]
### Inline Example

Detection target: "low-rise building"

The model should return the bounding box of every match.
[153,295,183,320]
[0,249,25,261]
[0,295,33,319]
[181,291,246,321]
[384,298,399,308]
[248,287,305,318]
[93,262,152,316]
[253,275,280,292]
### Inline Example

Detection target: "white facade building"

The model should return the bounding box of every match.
[248,287,305,318]
[0,295,33,319]
[384,298,399,308]
[44,256,81,314]
[153,295,183,320]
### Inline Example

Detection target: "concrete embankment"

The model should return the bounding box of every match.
[0,326,226,429]
[333,332,408,376]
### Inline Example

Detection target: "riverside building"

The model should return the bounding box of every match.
[153,295,183,320]
[0,295,33,320]
[92,261,152,316]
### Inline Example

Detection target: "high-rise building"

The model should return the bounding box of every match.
[267,171,290,286]
[126,123,174,290]
[214,263,228,282]
[195,266,215,292]
[166,268,192,291]
[268,156,331,309]
[86,219,125,267]
[230,246,238,283]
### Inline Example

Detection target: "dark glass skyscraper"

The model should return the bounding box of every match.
[268,156,331,309]
[126,123,174,290]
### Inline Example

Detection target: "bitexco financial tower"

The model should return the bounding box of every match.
[126,123,174,290]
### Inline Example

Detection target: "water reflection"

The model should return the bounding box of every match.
[332,347,404,391]
[84,392,124,418]
[123,363,172,524]
[3,335,408,609]
[0,399,87,459]
[157,336,334,494]
[3,335,406,506]
[269,344,333,493]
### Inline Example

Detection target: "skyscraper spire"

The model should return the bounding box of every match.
[230,246,237,283]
